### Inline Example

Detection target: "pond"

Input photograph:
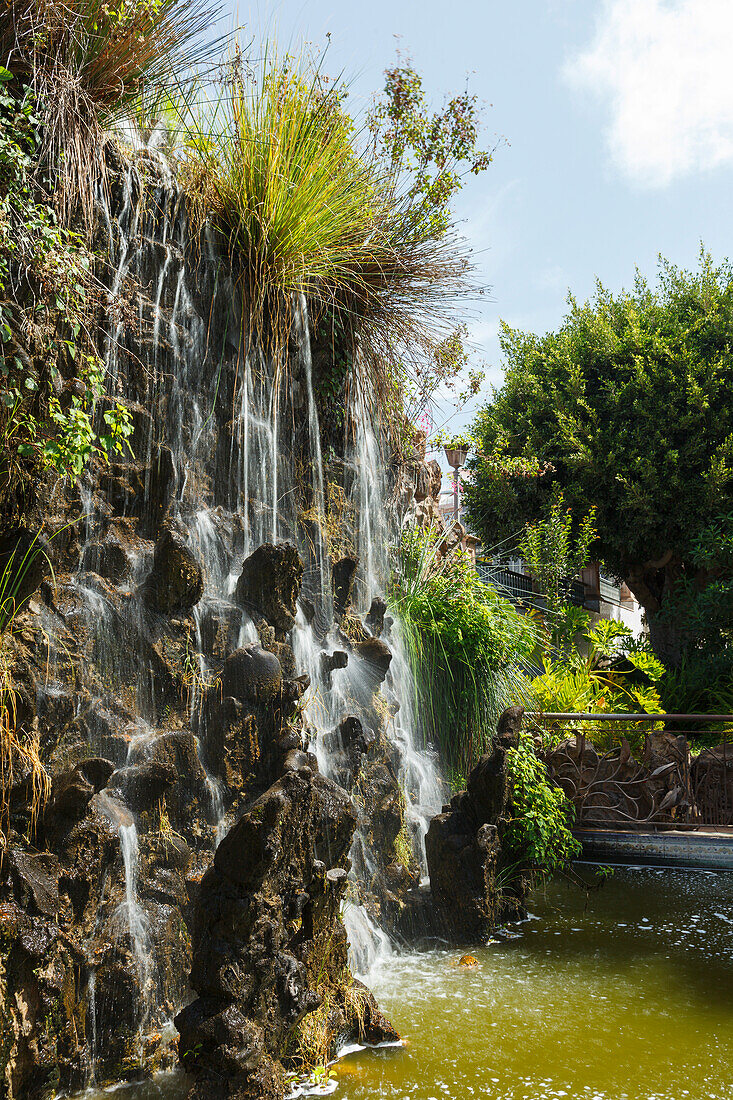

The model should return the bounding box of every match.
[79,868,733,1100]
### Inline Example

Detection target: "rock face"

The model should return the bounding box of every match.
[177,766,397,1100]
[236,543,303,641]
[0,152,416,1100]
[143,527,204,613]
[426,707,529,942]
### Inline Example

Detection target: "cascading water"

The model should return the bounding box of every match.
[35,146,443,1085]
[349,380,443,877]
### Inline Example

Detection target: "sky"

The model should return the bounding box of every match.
[221,0,733,429]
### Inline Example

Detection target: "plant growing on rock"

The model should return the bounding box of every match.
[504,729,580,874]
[0,545,51,851]
[0,0,218,228]
[0,73,132,520]
[181,46,470,335]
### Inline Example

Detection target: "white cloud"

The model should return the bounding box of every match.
[565,0,733,187]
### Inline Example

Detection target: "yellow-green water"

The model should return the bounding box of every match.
[81,868,733,1100]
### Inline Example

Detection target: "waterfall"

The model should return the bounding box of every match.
[35,148,444,1081]
[349,379,443,876]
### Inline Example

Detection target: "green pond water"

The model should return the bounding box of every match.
[82,868,733,1100]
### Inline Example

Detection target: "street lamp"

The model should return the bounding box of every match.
[444,444,469,524]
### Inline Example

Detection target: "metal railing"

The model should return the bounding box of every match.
[527,712,733,831]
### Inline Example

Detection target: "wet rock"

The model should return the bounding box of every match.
[235,543,303,640]
[177,767,389,1100]
[340,715,371,756]
[143,528,203,614]
[143,730,213,834]
[220,645,283,706]
[426,812,502,942]
[0,527,51,622]
[462,706,523,829]
[426,706,528,943]
[366,597,387,637]
[353,636,392,689]
[107,759,178,813]
[332,556,358,618]
[320,649,348,685]
[360,761,403,852]
[49,758,116,819]
[298,596,316,625]
[80,537,130,583]
[8,850,60,918]
[143,444,176,528]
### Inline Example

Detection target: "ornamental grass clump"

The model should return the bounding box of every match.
[0,0,218,227]
[179,47,471,364]
[389,526,538,775]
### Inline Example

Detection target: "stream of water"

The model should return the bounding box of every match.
[76,868,733,1100]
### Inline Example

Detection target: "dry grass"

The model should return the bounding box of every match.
[0,541,51,851]
[0,660,50,851]
[299,481,356,563]
[0,0,220,229]
[292,991,333,1070]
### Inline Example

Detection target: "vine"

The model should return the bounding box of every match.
[504,730,581,874]
[0,71,132,520]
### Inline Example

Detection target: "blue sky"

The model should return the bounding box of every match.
[222,0,733,428]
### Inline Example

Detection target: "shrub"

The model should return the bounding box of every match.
[529,619,666,751]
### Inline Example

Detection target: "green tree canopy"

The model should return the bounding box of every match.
[464,252,733,669]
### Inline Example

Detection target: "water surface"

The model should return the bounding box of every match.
[343,868,733,1100]
[80,868,733,1100]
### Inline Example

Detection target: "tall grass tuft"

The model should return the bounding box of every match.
[389,527,538,780]
[0,0,220,227]
[178,45,472,375]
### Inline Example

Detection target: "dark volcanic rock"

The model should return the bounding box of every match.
[426,706,528,943]
[353,636,392,689]
[0,527,51,621]
[177,767,396,1100]
[107,759,178,813]
[320,648,348,686]
[235,543,303,640]
[49,758,116,819]
[80,537,130,583]
[220,645,283,706]
[143,527,203,614]
[332,556,358,618]
[8,850,60,918]
[365,597,387,637]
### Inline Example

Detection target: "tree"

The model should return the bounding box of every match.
[464,253,733,670]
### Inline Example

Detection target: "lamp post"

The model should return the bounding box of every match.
[444,444,468,525]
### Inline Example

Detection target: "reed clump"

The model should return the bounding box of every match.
[389,526,537,775]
